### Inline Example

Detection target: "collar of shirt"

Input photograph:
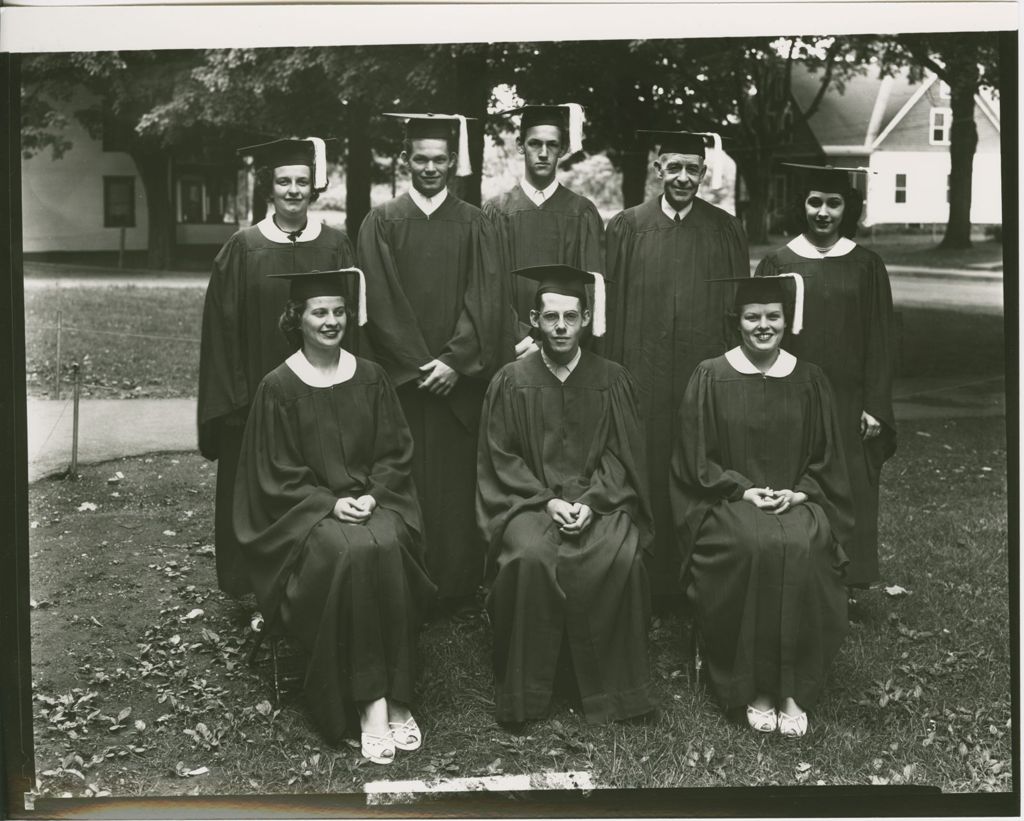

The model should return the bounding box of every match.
[409,186,448,216]
[257,213,323,243]
[521,179,560,207]
[661,196,694,223]
[725,346,797,378]
[285,348,358,387]
[540,346,582,382]
[787,234,856,259]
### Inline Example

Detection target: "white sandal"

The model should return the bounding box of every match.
[389,716,422,751]
[361,731,395,764]
[777,709,809,738]
[746,704,778,733]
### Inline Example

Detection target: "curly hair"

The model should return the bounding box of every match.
[254,165,320,205]
[278,298,354,350]
[725,300,793,348]
[785,186,863,238]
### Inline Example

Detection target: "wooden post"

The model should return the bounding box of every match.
[118,226,126,269]
[70,362,81,478]
[55,310,62,400]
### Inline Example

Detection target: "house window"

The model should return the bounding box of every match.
[894,173,907,204]
[177,171,237,224]
[103,176,136,227]
[929,107,952,145]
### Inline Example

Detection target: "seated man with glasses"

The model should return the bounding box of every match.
[476,264,656,728]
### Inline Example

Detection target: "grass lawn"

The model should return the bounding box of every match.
[27,414,1010,801]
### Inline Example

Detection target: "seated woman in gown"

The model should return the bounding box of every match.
[233,268,436,764]
[670,274,854,738]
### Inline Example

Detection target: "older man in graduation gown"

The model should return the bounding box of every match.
[605,129,749,601]
[482,104,604,358]
[755,164,896,586]
[478,264,655,725]
[357,113,508,605]
[198,137,354,596]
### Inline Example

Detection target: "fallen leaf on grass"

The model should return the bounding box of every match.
[77,502,98,512]
[30,599,52,610]
[163,530,177,537]
[194,545,215,557]
[255,700,273,716]
[174,762,209,777]
[106,472,125,484]
[90,616,104,628]
[915,431,931,438]
[884,585,911,597]
[183,609,204,622]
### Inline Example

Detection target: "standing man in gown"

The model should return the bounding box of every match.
[483,104,604,358]
[199,137,354,596]
[357,112,508,609]
[604,130,749,603]
[477,264,655,726]
[755,164,896,587]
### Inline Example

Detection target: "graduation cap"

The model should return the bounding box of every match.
[512,263,606,338]
[236,137,336,191]
[713,274,807,335]
[267,268,368,326]
[638,129,724,190]
[500,103,586,155]
[781,162,872,195]
[382,112,474,177]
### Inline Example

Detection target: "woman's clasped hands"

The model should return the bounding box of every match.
[333,495,377,524]
[742,487,807,515]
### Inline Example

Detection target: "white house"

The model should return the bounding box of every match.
[788,65,1002,228]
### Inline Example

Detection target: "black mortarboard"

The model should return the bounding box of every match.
[267,268,367,325]
[236,137,336,190]
[782,163,871,195]
[382,112,473,176]
[512,263,606,337]
[501,104,586,153]
[713,274,808,334]
[638,129,724,188]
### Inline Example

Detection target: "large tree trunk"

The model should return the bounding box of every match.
[736,155,771,246]
[454,47,488,207]
[940,73,979,249]
[621,148,648,209]
[132,148,176,270]
[345,103,372,239]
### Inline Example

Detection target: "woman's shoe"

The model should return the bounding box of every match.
[777,709,809,738]
[361,731,396,764]
[389,716,422,751]
[746,705,778,733]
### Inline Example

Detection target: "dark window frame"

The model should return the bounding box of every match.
[103,176,136,228]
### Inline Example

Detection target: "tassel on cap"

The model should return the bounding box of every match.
[589,270,606,338]
[698,132,723,190]
[455,115,472,177]
[564,103,585,155]
[776,272,804,334]
[306,137,328,191]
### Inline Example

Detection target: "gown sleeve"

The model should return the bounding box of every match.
[197,235,250,459]
[793,368,856,557]
[669,363,756,573]
[753,252,780,277]
[482,199,531,343]
[602,210,633,364]
[476,369,557,558]
[356,209,434,386]
[862,252,898,471]
[232,377,339,616]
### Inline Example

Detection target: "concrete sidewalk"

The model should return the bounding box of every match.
[25,374,1006,482]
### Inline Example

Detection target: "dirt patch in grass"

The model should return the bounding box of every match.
[25,286,204,400]
[26,414,1011,801]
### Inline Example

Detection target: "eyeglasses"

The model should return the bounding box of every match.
[537,311,582,325]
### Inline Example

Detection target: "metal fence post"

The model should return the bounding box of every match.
[55,310,62,401]
[70,362,81,478]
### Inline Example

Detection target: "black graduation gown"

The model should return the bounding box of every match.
[197,220,354,595]
[755,237,897,585]
[669,352,854,710]
[356,191,508,599]
[477,351,655,723]
[605,196,750,596]
[482,184,604,337]
[233,357,435,744]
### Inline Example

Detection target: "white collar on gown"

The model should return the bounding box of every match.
[409,186,448,216]
[786,234,856,259]
[286,348,357,387]
[257,213,324,243]
[725,346,797,378]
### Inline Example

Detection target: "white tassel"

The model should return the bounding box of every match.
[564,103,585,154]
[454,115,472,177]
[340,266,367,326]
[589,271,606,338]
[702,131,723,190]
[306,137,328,191]
[777,272,804,335]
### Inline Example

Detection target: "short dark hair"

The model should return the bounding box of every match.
[401,137,455,160]
[254,165,320,205]
[517,123,568,156]
[533,289,587,313]
[786,186,863,238]
[278,299,308,350]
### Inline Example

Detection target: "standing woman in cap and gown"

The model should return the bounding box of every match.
[755,165,896,588]
[477,264,656,726]
[356,113,509,607]
[604,130,750,605]
[199,137,355,597]
[482,104,604,358]
[670,275,854,737]
[233,269,436,764]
